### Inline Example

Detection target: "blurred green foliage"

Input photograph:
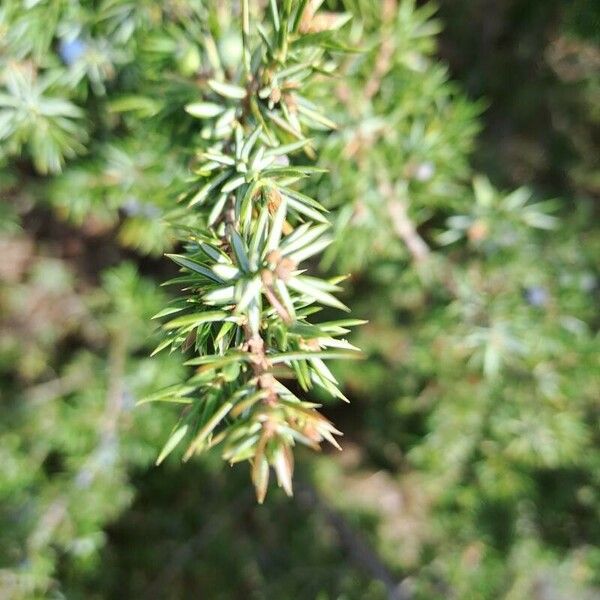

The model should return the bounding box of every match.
[0,1,598,599]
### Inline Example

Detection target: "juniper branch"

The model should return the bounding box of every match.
[149,1,361,503]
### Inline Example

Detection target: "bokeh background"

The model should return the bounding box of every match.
[1,1,599,598]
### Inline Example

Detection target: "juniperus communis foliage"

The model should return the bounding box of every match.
[1,1,599,598]
[147,1,361,503]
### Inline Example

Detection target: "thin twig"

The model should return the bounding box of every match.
[378,178,431,264]
[296,481,413,600]
[26,369,92,405]
[27,331,128,552]
[387,199,431,263]
[364,0,398,101]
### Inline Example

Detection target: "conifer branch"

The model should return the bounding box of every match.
[149,0,360,502]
